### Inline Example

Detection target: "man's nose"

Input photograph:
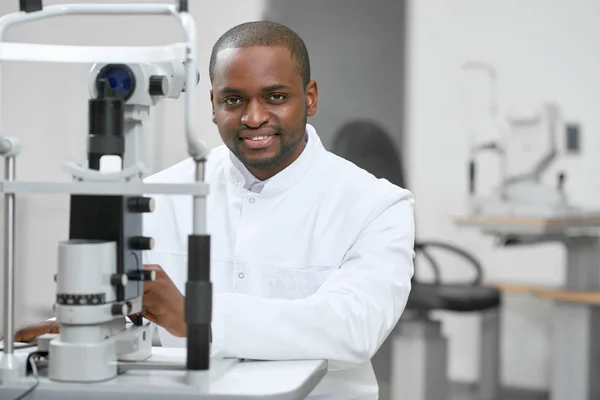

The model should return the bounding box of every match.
[241,99,269,127]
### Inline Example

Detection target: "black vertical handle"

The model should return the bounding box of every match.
[179,1,188,12]
[469,160,476,195]
[557,171,566,192]
[20,0,43,12]
[185,234,212,371]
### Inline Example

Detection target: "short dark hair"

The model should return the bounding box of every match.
[209,21,311,88]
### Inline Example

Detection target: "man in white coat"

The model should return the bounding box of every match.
[13,21,415,399]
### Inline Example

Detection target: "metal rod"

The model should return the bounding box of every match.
[3,156,15,355]
[180,11,204,161]
[0,4,180,45]
[193,161,206,235]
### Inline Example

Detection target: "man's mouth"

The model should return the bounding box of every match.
[240,133,279,150]
[248,135,270,141]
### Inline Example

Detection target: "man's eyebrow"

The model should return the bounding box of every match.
[218,84,289,95]
[219,87,242,94]
[263,84,289,92]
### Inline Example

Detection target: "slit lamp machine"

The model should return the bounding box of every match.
[0,1,327,399]
[460,61,600,221]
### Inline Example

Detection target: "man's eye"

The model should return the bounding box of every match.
[224,97,241,105]
[269,94,286,102]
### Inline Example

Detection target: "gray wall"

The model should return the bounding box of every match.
[264,2,407,397]
[264,0,407,154]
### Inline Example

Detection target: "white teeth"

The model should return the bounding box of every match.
[251,136,268,141]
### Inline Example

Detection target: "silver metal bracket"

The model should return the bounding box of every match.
[63,161,146,182]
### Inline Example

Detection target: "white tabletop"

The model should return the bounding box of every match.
[147,347,328,396]
[0,346,328,399]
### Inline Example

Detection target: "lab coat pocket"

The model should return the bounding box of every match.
[268,265,337,300]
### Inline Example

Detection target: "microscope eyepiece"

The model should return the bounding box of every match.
[95,64,136,101]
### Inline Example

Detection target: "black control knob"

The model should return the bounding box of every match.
[111,273,128,287]
[111,302,131,316]
[133,314,143,326]
[129,236,154,250]
[127,196,155,213]
[149,75,168,96]
[557,171,566,191]
[127,269,157,282]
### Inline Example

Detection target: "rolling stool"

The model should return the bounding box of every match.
[391,241,502,400]
[330,120,502,400]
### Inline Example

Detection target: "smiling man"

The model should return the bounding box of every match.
[209,27,316,181]
[11,21,415,399]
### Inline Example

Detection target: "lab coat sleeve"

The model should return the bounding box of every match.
[210,190,415,365]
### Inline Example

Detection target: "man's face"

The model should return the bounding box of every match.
[210,46,318,179]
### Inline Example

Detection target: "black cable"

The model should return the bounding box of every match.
[25,351,47,375]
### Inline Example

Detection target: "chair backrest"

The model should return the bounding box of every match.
[331,120,483,286]
[331,120,407,189]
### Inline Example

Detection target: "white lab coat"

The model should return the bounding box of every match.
[143,124,415,399]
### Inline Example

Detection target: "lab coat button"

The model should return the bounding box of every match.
[238,272,244,279]
[249,198,255,203]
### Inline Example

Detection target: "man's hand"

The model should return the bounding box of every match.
[0,265,185,344]
[0,320,60,343]
[140,264,186,338]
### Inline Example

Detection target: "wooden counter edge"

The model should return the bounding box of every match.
[487,281,600,306]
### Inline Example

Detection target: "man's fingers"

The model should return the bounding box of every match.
[15,329,36,343]
[143,264,171,295]
[143,264,163,272]
[141,291,163,318]
[11,321,60,343]
[142,264,164,294]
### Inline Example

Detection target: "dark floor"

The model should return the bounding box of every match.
[378,382,548,400]
[449,382,548,400]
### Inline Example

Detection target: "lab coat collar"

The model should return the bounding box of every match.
[226,123,323,195]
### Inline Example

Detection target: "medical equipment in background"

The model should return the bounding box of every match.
[462,61,590,219]
[455,62,600,400]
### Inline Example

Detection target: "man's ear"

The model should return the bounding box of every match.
[305,80,318,117]
[210,90,216,124]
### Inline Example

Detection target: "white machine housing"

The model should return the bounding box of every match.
[463,62,585,219]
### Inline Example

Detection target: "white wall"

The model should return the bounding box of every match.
[0,0,266,330]
[407,0,600,390]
